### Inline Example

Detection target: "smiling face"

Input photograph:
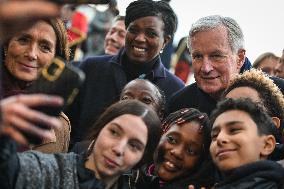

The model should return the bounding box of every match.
[190,26,244,99]
[210,110,267,172]
[155,121,204,181]
[125,16,170,64]
[104,20,126,55]
[89,114,147,180]
[120,80,161,114]
[4,21,56,82]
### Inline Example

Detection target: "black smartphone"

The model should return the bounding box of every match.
[25,57,85,144]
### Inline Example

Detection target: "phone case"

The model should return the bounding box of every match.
[25,57,85,144]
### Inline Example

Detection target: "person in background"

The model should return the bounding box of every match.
[0,100,162,189]
[275,49,284,79]
[167,15,249,116]
[1,18,71,153]
[104,15,126,55]
[210,98,284,188]
[120,78,165,120]
[84,0,119,57]
[66,0,184,148]
[253,52,279,76]
[71,15,126,67]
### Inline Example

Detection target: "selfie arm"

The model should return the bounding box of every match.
[0,94,63,145]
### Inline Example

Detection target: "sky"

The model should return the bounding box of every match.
[117,0,284,62]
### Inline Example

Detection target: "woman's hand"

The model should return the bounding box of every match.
[0,94,63,145]
[0,0,61,39]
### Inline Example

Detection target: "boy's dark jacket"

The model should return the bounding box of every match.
[214,160,284,189]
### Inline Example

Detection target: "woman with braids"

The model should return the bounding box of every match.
[66,0,184,149]
[133,108,215,189]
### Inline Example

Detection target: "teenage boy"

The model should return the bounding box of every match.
[210,98,284,188]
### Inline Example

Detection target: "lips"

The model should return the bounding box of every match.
[201,76,219,80]
[104,156,120,168]
[107,41,120,50]
[216,149,235,158]
[19,62,38,69]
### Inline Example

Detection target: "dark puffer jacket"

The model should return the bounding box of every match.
[214,160,284,189]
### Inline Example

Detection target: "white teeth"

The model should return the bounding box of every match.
[134,47,145,52]
[165,161,175,168]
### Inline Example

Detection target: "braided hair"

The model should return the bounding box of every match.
[125,0,177,38]
[162,108,211,159]
[158,108,215,188]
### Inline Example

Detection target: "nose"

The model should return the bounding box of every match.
[109,32,119,42]
[216,131,228,146]
[169,145,183,160]
[134,32,146,42]
[25,44,38,60]
[111,140,126,157]
[200,57,213,73]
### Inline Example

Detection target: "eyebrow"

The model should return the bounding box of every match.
[21,32,55,46]
[111,122,146,146]
[39,38,55,49]
[212,120,243,132]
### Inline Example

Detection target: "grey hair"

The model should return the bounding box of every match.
[187,15,244,54]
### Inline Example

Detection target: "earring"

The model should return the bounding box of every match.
[4,48,7,57]
[160,48,164,53]
[86,139,96,157]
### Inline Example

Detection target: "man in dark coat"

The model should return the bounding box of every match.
[168,15,284,116]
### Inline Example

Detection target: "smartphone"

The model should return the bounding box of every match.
[25,57,85,144]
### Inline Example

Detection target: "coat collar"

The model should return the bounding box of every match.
[109,48,167,79]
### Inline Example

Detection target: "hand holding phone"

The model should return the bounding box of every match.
[25,57,85,144]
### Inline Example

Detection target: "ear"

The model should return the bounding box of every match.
[236,49,246,70]
[162,35,171,51]
[272,117,281,129]
[260,135,276,159]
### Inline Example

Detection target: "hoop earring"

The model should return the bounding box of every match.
[160,48,164,54]
[86,139,96,157]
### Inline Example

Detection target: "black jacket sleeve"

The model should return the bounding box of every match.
[0,135,20,189]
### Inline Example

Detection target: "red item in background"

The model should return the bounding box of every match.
[174,60,191,83]
[67,11,87,47]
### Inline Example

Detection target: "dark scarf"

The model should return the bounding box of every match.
[121,52,159,82]
[1,65,31,98]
